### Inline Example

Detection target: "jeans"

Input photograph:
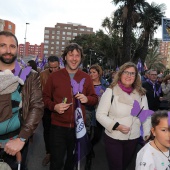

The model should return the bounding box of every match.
[42,108,51,154]
[50,125,75,170]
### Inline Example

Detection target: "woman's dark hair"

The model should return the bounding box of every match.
[27,60,37,71]
[61,43,84,65]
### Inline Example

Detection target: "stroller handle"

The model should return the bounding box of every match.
[16,151,22,163]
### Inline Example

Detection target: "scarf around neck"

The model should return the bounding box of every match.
[146,79,161,97]
[118,81,133,95]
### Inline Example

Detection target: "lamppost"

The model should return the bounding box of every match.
[89,49,94,67]
[24,23,29,57]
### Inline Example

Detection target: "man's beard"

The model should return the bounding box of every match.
[0,53,17,64]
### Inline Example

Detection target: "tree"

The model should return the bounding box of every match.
[133,2,166,64]
[145,46,166,72]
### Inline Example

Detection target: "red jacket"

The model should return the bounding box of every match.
[43,68,98,128]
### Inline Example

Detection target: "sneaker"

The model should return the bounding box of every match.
[42,154,50,166]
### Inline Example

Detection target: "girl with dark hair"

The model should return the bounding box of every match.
[136,110,170,170]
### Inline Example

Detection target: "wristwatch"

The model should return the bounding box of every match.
[19,137,26,142]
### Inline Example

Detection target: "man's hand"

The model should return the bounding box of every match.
[54,103,72,114]
[116,124,130,134]
[75,93,88,103]
[4,138,25,156]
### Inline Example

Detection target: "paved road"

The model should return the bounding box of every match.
[27,121,109,170]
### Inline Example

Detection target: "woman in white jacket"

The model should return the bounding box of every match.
[96,62,151,170]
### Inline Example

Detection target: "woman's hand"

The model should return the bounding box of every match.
[116,124,130,134]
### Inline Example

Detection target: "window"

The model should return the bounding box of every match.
[51,42,54,44]
[63,32,66,35]
[62,37,65,40]
[64,27,67,29]
[56,36,60,39]
[67,32,71,35]
[51,47,54,49]
[80,28,85,31]
[44,50,48,54]
[66,37,71,40]
[57,31,60,34]
[8,24,12,30]
[62,42,65,45]
[44,35,49,39]
[45,30,49,34]
[68,27,71,29]
[51,51,54,54]
[56,41,59,45]
[52,30,55,34]
[44,40,49,44]
[51,35,55,39]
[73,33,77,36]
[44,45,48,48]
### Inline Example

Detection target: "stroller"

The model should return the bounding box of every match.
[0,147,21,170]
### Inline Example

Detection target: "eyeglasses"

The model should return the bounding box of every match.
[150,74,157,76]
[122,71,136,77]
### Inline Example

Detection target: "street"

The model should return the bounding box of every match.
[27,121,109,170]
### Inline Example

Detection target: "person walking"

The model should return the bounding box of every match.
[0,31,43,170]
[85,64,109,169]
[96,62,151,170]
[43,43,98,170]
[40,55,60,166]
[142,69,163,111]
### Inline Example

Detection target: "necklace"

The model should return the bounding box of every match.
[154,140,170,162]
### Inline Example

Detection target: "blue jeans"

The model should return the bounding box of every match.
[50,125,75,170]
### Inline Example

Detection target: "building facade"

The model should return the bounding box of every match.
[157,39,170,68]
[0,19,15,34]
[43,22,94,57]
[18,42,44,58]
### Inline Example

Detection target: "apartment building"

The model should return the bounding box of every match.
[157,39,170,68]
[43,22,94,57]
[0,19,15,34]
[18,42,44,58]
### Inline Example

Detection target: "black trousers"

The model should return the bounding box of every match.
[50,125,75,170]
[42,108,51,154]
[0,140,29,170]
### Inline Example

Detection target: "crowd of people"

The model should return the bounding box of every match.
[0,30,170,170]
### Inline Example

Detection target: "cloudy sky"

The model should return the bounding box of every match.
[1,0,170,45]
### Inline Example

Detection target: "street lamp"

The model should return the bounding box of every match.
[24,23,29,57]
[89,49,94,67]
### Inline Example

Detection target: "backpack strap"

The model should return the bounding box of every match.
[108,89,114,116]
[111,89,114,104]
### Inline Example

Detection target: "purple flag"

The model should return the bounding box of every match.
[71,78,91,164]
[137,58,144,74]
[14,61,31,82]
[116,65,119,71]
[168,112,170,125]
[59,57,65,68]
[20,59,27,67]
[131,100,154,122]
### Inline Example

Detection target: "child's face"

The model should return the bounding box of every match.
[151,118,170,150]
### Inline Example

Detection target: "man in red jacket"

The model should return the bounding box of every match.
[43,43,98,170]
